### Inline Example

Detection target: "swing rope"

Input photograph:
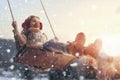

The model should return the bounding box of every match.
[7,0,56,37]
[7,0,15,21]
[39,0,56,38]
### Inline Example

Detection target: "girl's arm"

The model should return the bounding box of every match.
[12,21,27,49]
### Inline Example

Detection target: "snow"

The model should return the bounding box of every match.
[0,76,49,80]
[34,56,37,58]
[25,68,28,71]
[10,58,14,63]
[51,65,54,68]
[0,34,120,80]
[79,76,85,80]
[0,77,21,80]
[34,77,49,80]
[0,69,50,80]
[9,65,15,70]
[63,71,66,76]
[2,71,14,77]
[75,52,80,57]
[6,49,11,53]
[70,62,78,67]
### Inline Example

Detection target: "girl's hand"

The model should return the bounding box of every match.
[12,21,18,30]
[54,36,59,41]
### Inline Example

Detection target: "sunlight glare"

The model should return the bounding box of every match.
[100,35,120,57]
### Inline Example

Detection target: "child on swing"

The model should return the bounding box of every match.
[12,15,76,72]
[12,15,47,50]
[12,15,68,54]
[12,15,86,56]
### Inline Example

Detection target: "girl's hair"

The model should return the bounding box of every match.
[22,15,43,30]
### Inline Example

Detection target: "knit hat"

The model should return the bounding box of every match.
[22,15,43,30]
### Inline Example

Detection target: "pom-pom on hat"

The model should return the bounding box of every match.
[22,15,43,30]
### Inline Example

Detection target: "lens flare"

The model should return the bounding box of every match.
[100,35,120,57]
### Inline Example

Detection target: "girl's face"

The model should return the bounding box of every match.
[29,17,41,29]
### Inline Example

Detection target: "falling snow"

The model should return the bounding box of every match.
[6,49,11,53]
[1,0,120,80]
[0,32,120,80]
[9,65,15,70]
[34,56,36,58]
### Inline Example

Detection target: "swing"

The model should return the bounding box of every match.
[7,0,76,72]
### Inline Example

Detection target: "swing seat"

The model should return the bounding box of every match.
[14,46,76,72]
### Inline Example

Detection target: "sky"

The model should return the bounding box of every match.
[0,0,120,56]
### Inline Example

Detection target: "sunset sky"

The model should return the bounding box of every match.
[0,0,120,56]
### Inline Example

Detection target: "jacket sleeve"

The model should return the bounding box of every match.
[13,30,27,50]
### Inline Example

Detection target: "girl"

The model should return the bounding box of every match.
[12,15,47,50]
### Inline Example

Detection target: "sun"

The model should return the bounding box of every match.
[100,35,120,57]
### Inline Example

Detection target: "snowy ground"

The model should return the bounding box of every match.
[1,69,120,80]
[0,76,22,80]
[0,76,49,80]
[1,39,120,80]
[0,69,50,80]
[0,74,49,80]
[1,76,120,80]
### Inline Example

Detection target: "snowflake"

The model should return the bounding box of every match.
[34,56,37,58]
[63,71,66,76]
[51,65,54,68]
[25,68,28,70]
[70,62,78,67]
[9,65,15,70]
[6,49,11,53]
[75,52,79,57]
[10,58,14,62]
[79,76,85,80]
[11,77,16,80]
[18,73,22,77]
